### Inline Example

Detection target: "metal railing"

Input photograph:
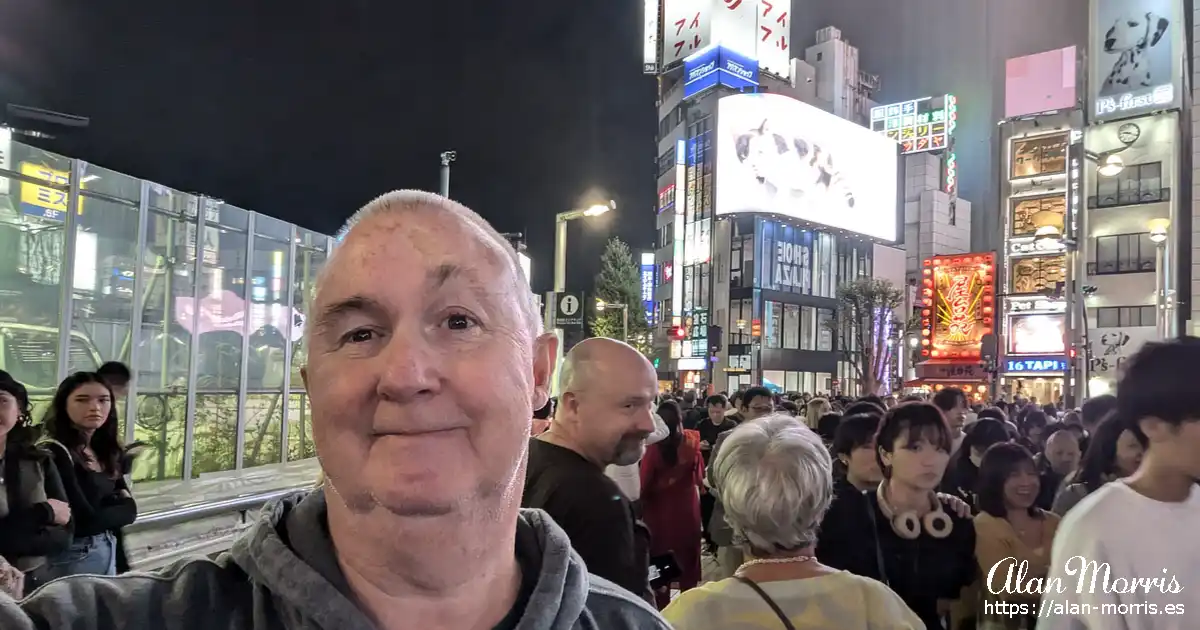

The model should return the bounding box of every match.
[125,484,314,569]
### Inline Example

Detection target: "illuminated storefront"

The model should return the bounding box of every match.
[909,253,995,400]
[998,125,1080,403]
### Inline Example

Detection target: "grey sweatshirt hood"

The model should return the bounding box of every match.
[230,489,663,630]
[1,489,665,630]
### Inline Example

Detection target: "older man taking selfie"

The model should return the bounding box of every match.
[0,191,667,630]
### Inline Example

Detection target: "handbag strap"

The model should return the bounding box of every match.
[733,576,797,630]
[863,490,891,587]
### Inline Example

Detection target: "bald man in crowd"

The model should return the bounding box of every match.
[524,338,659,603]
[0,191,667,630]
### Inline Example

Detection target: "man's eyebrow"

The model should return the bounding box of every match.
[312,295,386,332]
[428,262,504,305]
[429,263,461,289]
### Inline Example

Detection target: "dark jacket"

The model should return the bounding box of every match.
[0,489,669,629]
[939,448,981,512]
[41,440,138,540]
[0,443,72,572]
[816,487,976,630]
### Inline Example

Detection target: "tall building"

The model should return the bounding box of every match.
[992,0,1190,405]
[793,0,1090,252]
[644,3,898,395]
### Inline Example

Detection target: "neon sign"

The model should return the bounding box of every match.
[920,253,995,361]
[870,95,955,154]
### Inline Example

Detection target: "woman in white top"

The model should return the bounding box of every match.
[663,413,921,630]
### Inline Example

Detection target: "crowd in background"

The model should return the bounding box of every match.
[0,363,138,596]
[531,336,1197,629]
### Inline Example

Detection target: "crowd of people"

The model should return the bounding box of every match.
[0,363,137,596]
[0,190,1195,630]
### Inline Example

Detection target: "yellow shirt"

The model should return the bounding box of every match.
[662,570,924,630]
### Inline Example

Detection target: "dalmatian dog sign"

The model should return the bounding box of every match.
[1091,0,1181,120]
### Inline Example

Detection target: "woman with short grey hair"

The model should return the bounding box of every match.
[663,414,920,629]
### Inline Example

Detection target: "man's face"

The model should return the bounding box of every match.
[946,399,967,434]
[560,348,658,467]
[303,207,555,517]
[742,395,774,420]
[1044,432,1080,475]
[706,401,727,424]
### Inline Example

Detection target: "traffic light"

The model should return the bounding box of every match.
[670,325,688,340]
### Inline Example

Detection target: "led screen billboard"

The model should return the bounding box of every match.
[919,254,995,361]
[1004,46,1078,118]
[1008,314,1065,355]
[715,93,898,241]
[1090,0,1182,120]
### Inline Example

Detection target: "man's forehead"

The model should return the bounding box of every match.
[326,210,508,279]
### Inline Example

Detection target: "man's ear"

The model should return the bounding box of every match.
[531,332,559,410]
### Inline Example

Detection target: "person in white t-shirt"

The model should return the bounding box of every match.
[1040,338,1200,630]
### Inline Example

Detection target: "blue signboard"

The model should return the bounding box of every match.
[683,46,759,99]
[1004,357,1067,373]
[641,262,655,324]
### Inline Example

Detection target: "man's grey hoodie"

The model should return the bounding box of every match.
[0,489,669,629]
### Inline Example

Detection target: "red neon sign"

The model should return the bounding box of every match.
[919,253,995,361]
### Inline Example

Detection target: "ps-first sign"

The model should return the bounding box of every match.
[555,292,584,328]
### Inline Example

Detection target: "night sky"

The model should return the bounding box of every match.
[0,0,658,294]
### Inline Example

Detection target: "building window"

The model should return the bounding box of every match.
[1089,233,1156,275]
[765,301,783,349]
[1093,162,1166,208]
[730,298,753,345]
[657,149,674,177]
[1095,305,1156,328]
[816,308,834,351]
[782,304,800,349]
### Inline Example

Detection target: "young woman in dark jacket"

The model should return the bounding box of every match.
[0,371,72,595]
[817,403,977,630]
[39,372,137,579]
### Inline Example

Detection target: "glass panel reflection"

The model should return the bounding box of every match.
[69,197,139,382]
[133,204,197,482]
[287,393,316,461]
[246,236,290,392]
[244,393,283,468]
[194,228,247,391]
[0,169,68,395]
[190,394,238,477]
[289,245,326,390]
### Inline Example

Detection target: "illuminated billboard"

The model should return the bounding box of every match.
[869,95,956,154]
[1008,314,1065,355]
[683,45,759,99]
[1089,0,1182,121]
[658,0,792,79]
[643,0,660,74]
[640,252,655,323]
[715,93,898,241]
[1005,46,1078,118]
[919,254,995,361]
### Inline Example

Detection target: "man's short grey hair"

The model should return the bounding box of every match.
[712,413,833,554]
[315,190,541,337]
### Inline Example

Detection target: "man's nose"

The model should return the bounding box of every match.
[376,329,442,402]
[636,409,657,434]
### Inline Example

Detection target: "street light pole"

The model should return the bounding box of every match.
[439,151,457,197]
[554,218,568,293]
